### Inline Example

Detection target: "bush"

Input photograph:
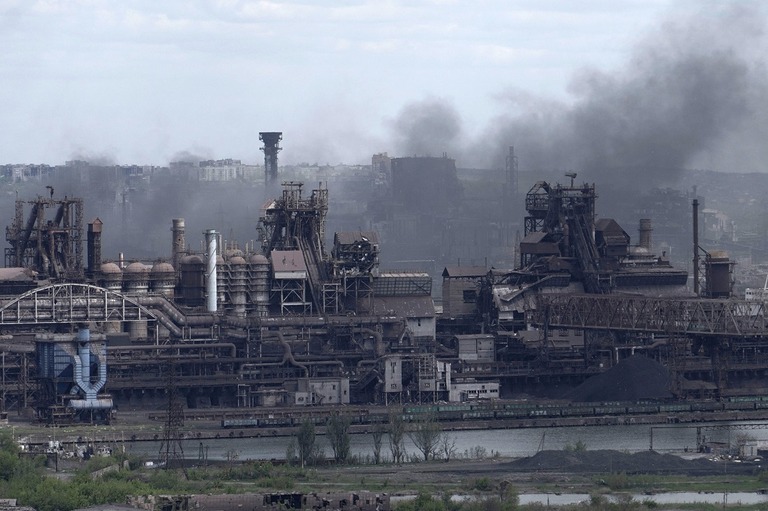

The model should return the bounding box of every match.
[602,472,630,490]
[564,440,587,452]
[396,493,447,511]
[470,477,492,492]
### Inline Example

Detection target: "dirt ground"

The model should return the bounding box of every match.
[306,449,764,495]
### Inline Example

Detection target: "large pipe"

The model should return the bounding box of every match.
[107,342,237,358]
[205,229,218,312]
[693,199,700,296]
[355,328,386,358]
[70,328,108,407]
[69,398,113,410]
[271,332,309,376]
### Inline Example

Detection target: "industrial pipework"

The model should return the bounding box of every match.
[204,229,218,313]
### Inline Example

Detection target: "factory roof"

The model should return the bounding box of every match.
[271,250,307,279]
[442,266,487,278]
[372,295,435,318]
[373,272,432,296]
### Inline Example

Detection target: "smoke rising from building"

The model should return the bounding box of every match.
[390,97,462,157]
[387,4,767,182]
[472,3,768,182]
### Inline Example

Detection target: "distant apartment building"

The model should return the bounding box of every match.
[0,164,53,183]
[170,159,262,182]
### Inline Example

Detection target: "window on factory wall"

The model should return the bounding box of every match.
[463,290,477,303]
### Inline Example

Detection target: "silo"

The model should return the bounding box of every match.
[150,261,176,298]
[150,261,176,340]
[123,262,150,340]
[98,262,123,292]
[98,262,123,334]
[249,253,271,317]
[229,255,247,317]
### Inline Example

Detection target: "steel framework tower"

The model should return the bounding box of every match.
[5,196,84,279]
[259,132,283,186]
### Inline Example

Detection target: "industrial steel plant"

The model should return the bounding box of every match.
[2,141,768,428]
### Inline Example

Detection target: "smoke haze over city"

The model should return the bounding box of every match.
[2,1,766,176]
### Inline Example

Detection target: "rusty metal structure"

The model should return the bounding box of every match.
[0,175,766,425]
[5,195,84,280]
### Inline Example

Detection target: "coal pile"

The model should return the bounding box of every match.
[565,355,672,402]
[503,450,744,475]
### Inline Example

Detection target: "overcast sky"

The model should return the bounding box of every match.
[1,0,766,174]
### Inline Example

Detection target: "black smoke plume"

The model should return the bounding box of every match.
[472,2,768,185]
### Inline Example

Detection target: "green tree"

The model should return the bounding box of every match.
[326,413,351,463]
[296,419,317,467]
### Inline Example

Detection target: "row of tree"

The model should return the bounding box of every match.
[290,409,456,466]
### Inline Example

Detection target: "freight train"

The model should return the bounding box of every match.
[219,396,768,429]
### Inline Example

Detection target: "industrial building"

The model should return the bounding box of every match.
[0,168,767,424]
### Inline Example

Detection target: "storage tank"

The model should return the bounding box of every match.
[123,262,150,340]
[98,262,123,333]
[150,261,176,298]
[98,262,123,292]
[229,255,247,317]
[249,254,270,317]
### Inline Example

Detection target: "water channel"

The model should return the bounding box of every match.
[120,420,763,462]
[112,421,768,507]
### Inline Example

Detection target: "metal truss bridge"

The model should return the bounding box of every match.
[0,283,159,328]
[532,294,768,338]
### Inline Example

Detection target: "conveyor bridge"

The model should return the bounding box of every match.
[532,294,768,338]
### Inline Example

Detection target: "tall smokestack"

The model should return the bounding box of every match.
[693,199,700,296]
[87,218,103,277]
[259,132,282,186]
[171,218,186,270]
[204,229,218,312]
[638,219,652,251]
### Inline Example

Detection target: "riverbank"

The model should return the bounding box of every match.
[8,406,768,450]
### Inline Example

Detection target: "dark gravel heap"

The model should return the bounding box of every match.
[565,355,672,402]
[502,449,743,475]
